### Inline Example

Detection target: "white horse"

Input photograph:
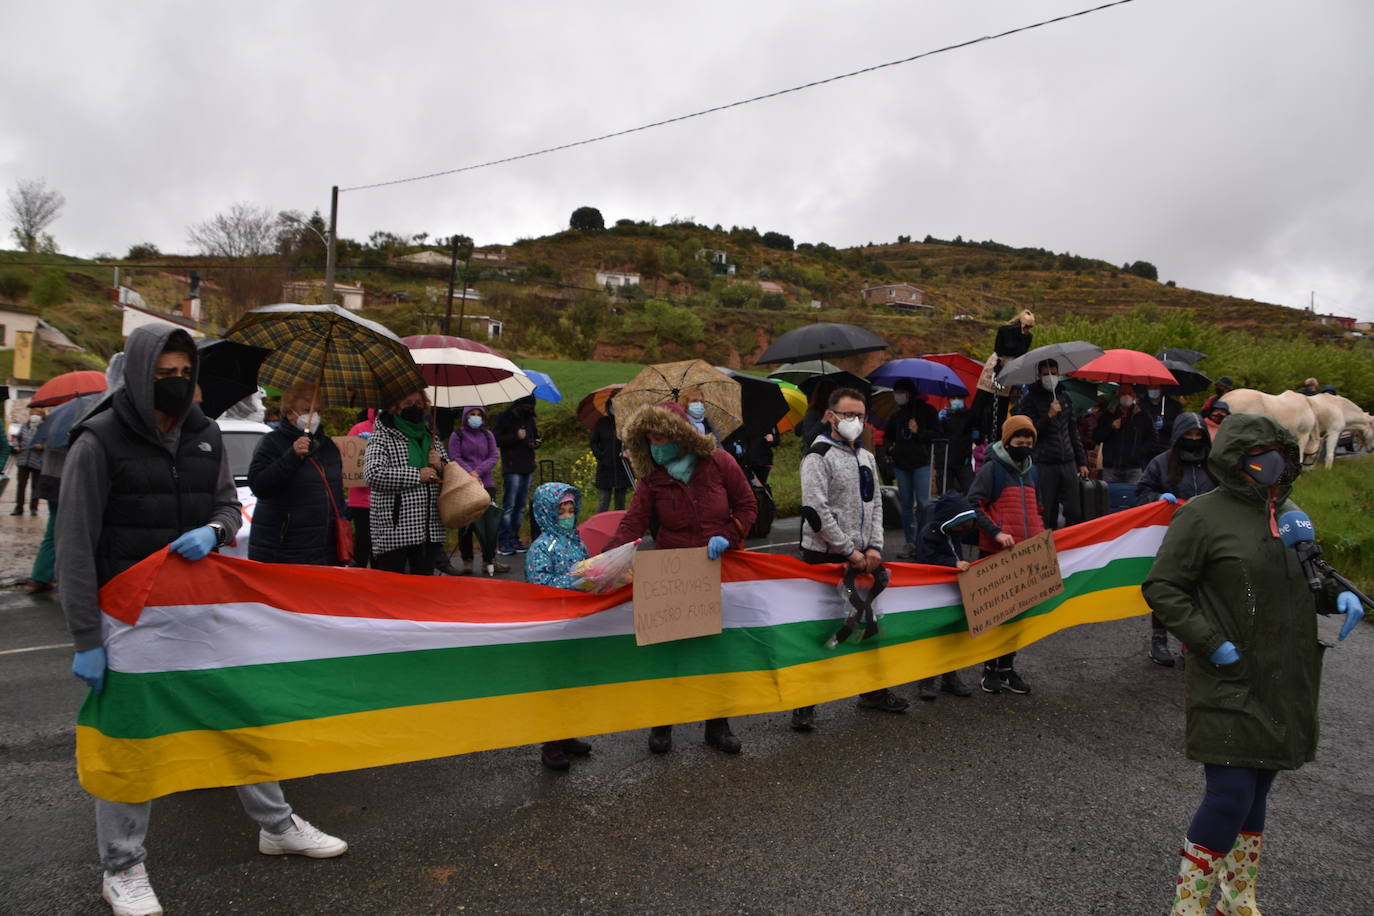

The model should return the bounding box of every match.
[1221,389,1322,467]
[1315,393,1374,457]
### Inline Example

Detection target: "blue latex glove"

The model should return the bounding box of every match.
[1158,493,1179,504]
[1209,641,1241,665]
[970,429,981,441]
[1153,416,1165,431]
[169,526,217,561]
[73,647,107,694]
[938,409,948,421]
[706,536,730,560]
[1337,591,1364,640]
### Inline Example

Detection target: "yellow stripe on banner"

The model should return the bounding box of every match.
[77,586,1149,802]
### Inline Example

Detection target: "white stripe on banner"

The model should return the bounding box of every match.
[103,526,1166,675]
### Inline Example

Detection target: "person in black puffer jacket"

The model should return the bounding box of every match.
[1016,359,1088,529]
[247,381,346,566]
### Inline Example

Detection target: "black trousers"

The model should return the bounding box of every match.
[13,465,39,511]
[350,510,372,568]
[1035,460,1081,529]
[373,544,434,575]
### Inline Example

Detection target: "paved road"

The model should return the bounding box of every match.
[2,512,1371,914]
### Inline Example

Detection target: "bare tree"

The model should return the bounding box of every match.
[7,178,65,253]
[187,202,280,258]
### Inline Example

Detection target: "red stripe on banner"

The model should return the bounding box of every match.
[1050,501,1174,551]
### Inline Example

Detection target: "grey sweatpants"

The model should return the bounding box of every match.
[97,782,294,872]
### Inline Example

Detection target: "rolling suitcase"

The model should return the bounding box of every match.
[1107,482,1137,513]
[1079,478,1109,521]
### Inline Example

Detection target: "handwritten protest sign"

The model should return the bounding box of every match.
[631,547,722,646]
[332,436,367,487]
[958,529,1063,638]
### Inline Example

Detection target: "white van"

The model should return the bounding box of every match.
[215,418,271,557]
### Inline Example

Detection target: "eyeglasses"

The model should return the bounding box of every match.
[833,411,866,422]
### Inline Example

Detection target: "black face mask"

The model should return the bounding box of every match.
[1007,444,1032,462]
[1178,440,1206,461]
[153,377,192,417]
[400,405,425,424]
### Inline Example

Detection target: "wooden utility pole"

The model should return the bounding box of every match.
[443,234,460,334]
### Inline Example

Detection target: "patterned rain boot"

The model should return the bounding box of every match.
[1212,831,1263,916]
[1171,837,1224,915]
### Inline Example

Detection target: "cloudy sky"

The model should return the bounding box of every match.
[4,0,1372,320]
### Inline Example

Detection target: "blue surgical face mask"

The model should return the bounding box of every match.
[1147,389,1161,400]
[650,442,679,464]
[948,399,964,411]
[466,414,483,429]
[686,401,706,420]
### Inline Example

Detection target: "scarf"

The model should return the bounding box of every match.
[391,412,432,468]
[664,451,697,484]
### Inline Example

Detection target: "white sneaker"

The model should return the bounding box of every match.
[258,813,348,858]
[484,563,495,577]
[102,863,163,916]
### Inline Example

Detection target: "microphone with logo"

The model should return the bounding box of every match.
[1276,510,1373,611]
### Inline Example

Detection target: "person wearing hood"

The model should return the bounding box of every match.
[965,415,1039,694]
[449,406,507,576]
[883,378,941,556]
[792,387,906,729]
[1144,413,1362,916]
[493,395,540,554]
[247,381,347,567]
[604,401,758,755]
[1016,359,1089,530]
[1200,376,1233,415]
[365,389,450,575]
[1202,400,1230,441]
[1136,413,1219,667]
[1092,384,1156,485]
[56,325,347,916]
[11,408,44,515]
[589,395,631,511]
[913,492,995,699]
[524,482,596,770]
[346,409,377,567]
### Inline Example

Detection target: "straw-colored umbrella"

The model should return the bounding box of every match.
[614,359,742,440]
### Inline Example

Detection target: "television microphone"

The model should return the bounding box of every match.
[1277,510,1323,594]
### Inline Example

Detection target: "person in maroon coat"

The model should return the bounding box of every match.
[605,401,758,755]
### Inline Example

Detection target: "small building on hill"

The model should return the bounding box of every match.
[119,299,207,340]
[596,270,640,289]
[281,280,366,311]
[395,251,454,269]
[0,304,40,352]
[862,283,927,309]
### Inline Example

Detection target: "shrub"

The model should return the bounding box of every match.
[1126,260,1159,281]
[0,272,31,302]
[30,268,70,307]
[569,206,605,231]
[126,242,161,260]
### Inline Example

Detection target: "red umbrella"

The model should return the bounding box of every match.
[577,384,625,429]
[917,353,982,411]
[577,510,627,556]
[1070,349,1178,387]
[402,334,534,407]
[29,370,108,408]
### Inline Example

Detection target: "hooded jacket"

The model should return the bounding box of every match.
[966,434,1045,555]
[493,396,539,475]
[1135,412,1217,504]
[1143,413,1342,769]
[524,483,589,589]
[606,402,757,551]
[799,430,884,558]
[363,409,450,556]
[56,325,241,651]
[448,406,499,488]
[914,492,996,567]
[247,417,345,565]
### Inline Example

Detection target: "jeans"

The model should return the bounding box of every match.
[1188,764,1278,853]
[892,465,932,546]
[498,472,532,549]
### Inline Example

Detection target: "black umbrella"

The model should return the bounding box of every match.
[1158,359,1212,397]
[798,370,873,400]
[196,338,271,419]
[717,368,790,438]
[756,322,888,365]
[1156,348,1208,365]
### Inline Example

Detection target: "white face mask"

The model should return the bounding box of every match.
[295,411,320,433]
[836,417,864,441]
[892,392,910,407]
[1040,375,1059,393]
[1118,397,1135,408]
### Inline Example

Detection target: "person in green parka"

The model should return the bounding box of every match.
[1143,413,1364,916]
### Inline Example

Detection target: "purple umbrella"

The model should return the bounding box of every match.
[867,358,968,397]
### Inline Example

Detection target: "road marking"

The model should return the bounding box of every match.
[0,642,70,656]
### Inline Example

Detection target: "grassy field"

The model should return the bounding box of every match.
[1291,453,1374,593]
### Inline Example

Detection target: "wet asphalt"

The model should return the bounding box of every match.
[1,508,1371,915]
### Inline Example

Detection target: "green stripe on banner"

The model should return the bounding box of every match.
[81,557,1152,740]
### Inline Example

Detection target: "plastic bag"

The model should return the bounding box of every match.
[570,538,642,593]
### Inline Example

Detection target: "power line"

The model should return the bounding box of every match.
[340,0,1137,193]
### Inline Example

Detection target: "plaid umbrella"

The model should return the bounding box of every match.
[228,304,424,409]
[615,359,742,440]
[402,334,534,408]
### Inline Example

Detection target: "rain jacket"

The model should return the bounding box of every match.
[1135,413,1217,504]
[883,398,940,470]
[449,406,499,488]
[246,418,345,566]
[799,431,884,558]
[915,492,998,567]
[493,396,539,475]
[965,441,1045,554]
[524,483,588,589]
[1142,413,1342,770]
[606,402,757,551]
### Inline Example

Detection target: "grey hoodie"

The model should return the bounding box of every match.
[56,325,241,651]
[799,431,884,557]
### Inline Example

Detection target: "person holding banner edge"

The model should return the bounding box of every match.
[1143,413,1363,916]
[604,400,757,755]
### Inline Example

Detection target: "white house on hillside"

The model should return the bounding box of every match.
[281,280,366,311]
[596,270,640,289]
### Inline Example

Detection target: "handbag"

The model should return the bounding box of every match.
[310,457,355,565]
[439,461,491,529]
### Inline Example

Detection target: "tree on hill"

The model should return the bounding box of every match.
[761,231,794,252]
[126,242,161,260]
[7,178,64,253]
[188,202,279,258]
[570,206,605,231]
[1125,260,1159,281]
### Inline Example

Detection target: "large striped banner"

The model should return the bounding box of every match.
[77,502,1175,802]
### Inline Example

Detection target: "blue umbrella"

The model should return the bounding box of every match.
[523,369,563,403]
[867,358,968,397]
[33,393,104,450]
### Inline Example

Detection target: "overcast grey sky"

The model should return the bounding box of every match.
[4,0,1372,320]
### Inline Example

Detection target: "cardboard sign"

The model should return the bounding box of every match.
[332,436,367,487]
[958,529,1063,638]
[631,547,723,646]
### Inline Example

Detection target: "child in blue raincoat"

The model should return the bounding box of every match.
[524,482,594,770]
